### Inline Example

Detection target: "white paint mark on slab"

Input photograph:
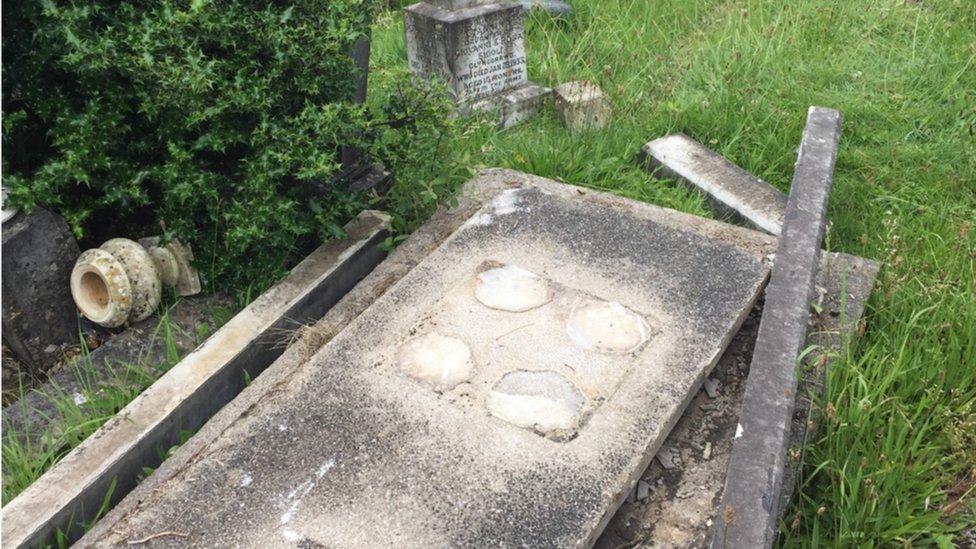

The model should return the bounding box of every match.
[396,333,474,391]
[566,301,649,354]
[491,189,521,215]
[475,265,552,312]
[486,370,586,439]
[280,458,336,528]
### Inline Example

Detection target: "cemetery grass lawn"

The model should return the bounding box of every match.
[371,0,976,545]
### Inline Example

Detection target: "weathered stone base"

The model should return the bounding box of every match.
[465,82,551,128]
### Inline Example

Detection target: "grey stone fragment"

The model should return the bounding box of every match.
[656,447,677,470]
[640,133,788,235]
[1,208,81,371]
[519,0,572,17]
[636,480,650,501]
[467,83,552,129]
[702,377,719,398]
[712,107,843,549]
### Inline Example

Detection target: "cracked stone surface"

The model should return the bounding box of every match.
[486,370,586,440]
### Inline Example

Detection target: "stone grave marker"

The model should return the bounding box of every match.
[554,80,612,132]
[81,172,778,547]
[2,208,81,372]
[405,0,550,128]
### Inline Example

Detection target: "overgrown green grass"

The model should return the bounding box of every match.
[0,302,214,505]
[371,0,975,544]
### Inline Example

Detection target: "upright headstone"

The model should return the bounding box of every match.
[405,0,550,128]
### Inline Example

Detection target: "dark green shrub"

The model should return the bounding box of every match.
[3,0,458,292]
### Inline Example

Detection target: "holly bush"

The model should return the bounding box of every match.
[2,0,459,292]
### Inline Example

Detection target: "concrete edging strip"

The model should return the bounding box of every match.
[1,210,390,548]
[711,107,843,547]
[640,133,789,235]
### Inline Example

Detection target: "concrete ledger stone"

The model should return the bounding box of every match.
[81,170,778,548]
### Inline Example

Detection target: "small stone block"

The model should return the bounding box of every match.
[519,0,573,17]
[656,447,677,470]
[469,83,552,128]
[1,208,81,371]
[554,80,611,131]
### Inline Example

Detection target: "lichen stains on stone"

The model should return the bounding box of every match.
[396,332,475,391]
[475,265,552,312]
[486,370,586,439]
[566,300,649,354]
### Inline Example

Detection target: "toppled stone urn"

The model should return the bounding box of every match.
[70,237,200,328]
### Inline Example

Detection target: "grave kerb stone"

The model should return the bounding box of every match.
[711,106,843,548]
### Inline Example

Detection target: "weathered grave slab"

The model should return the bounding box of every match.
[713,106,842,548]
[405,0,549,128]
[640,133,788,235]
[83,171,776,547]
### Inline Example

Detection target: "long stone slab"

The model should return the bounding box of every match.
[712,107,843,547]
[81,170,778,547]
[640,133,789,235]
[1,211,390,548]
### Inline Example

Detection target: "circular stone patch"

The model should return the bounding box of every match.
[486,370,586,438]
[474,265,552,312]
[395,333,474,391]
[566,300,649,354]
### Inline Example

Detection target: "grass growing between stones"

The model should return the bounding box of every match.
[371,0,975,544]
[0,303,217,505]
